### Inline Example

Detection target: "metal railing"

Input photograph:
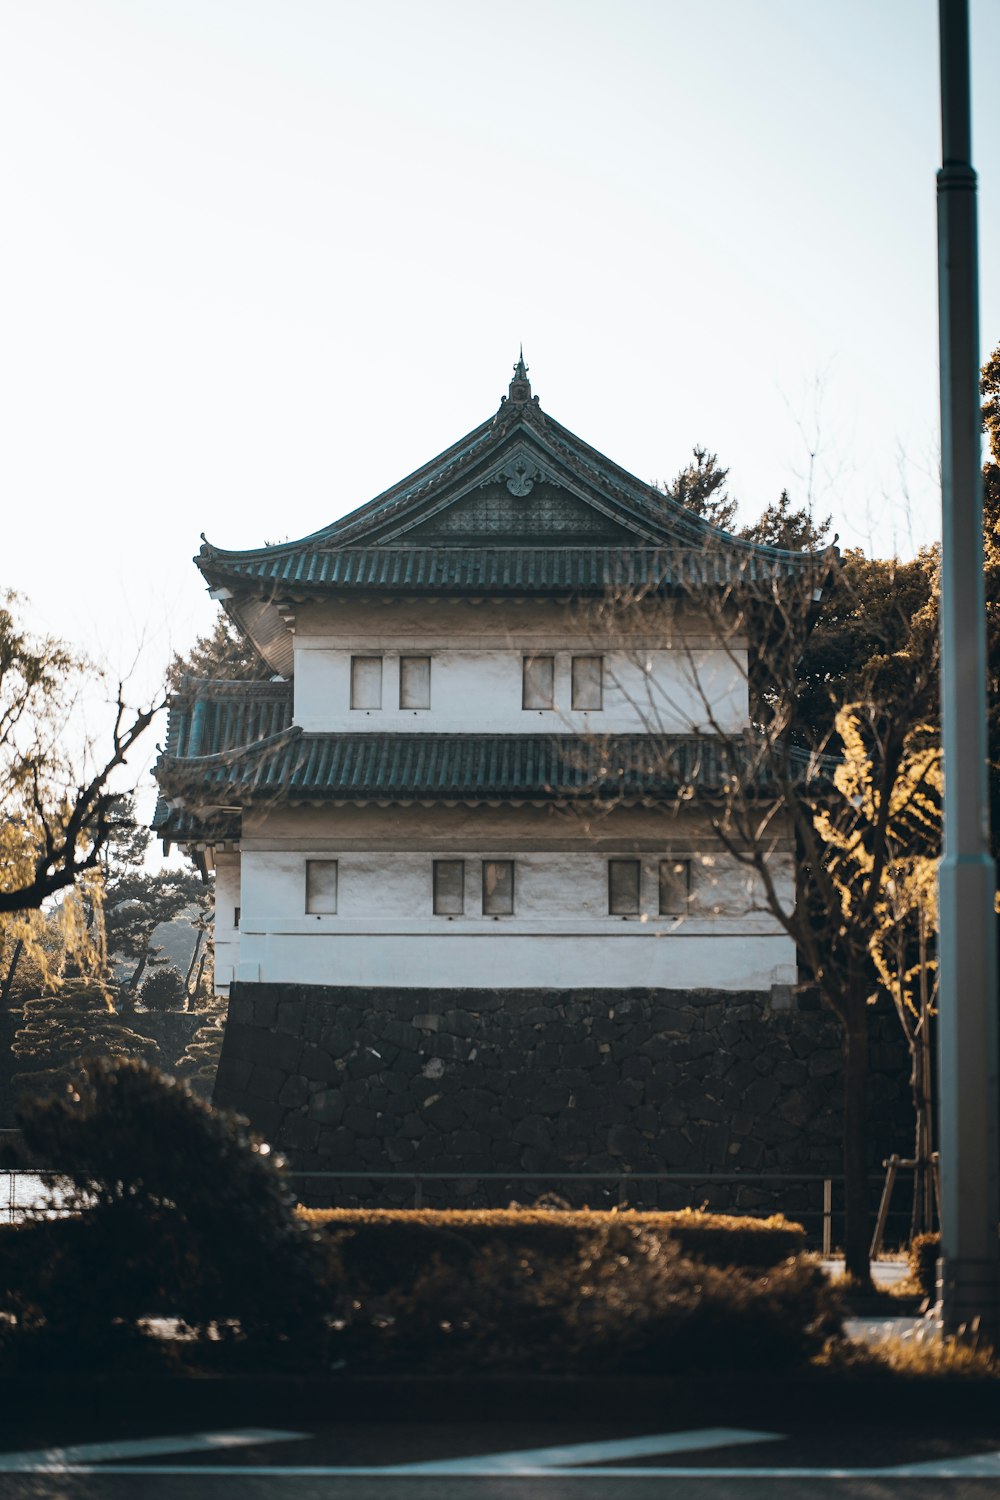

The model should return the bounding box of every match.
[285,1169,910,1255]
[1,1143,921,1253]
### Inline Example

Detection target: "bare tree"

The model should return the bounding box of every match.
[580,539,937,1282]
[0,592,161,918]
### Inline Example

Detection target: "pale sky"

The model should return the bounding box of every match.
[2,0,999,811]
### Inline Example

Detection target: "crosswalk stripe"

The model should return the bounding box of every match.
[0,1428,306,1471]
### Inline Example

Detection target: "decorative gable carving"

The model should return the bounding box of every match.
[406,481,631,544]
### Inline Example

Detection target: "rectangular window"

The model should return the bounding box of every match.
[234,907,241,926]
[572,654,603,710]
[306,859,338,914]
[433,860,465,915]
[659,858,691,915]
[608,858,641,915]
[522,654,555,709]
[350,656,382,709]
[399,655,431,709]
[482,859,514,915]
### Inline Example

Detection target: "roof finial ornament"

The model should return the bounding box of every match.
[508,346,532,404]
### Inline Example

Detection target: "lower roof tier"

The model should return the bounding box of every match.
[153,728,822,847]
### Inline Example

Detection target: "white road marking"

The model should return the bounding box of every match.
[385,1427,782,1473]
[0,1428,307,1472]
[17,1458,1000,1478]
[3,1425,999,1480]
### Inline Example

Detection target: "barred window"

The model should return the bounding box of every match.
[522,654,555,709]
[659,859,691,916]
[350,656,382,709]
[608,858,641,915]
[482,860,514,915]
[571,655,603,710]
[433,860,465,915]
[306,860,338,914]
[400,655,431,709]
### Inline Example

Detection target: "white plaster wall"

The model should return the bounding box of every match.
[213,850,241,994]
[293,646,745,735]
[234,845,795,990]
[237,932,795,991]
[290,599,749,735]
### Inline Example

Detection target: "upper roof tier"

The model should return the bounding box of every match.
[197,357,834,673]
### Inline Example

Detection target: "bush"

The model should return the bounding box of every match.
[910,1232,941,1299]
[326,1218,839,1375]
[2,1060,330,1366]
[140,968,186,1011]
[302,1206,806,1285]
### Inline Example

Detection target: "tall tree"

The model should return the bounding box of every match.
[167,610,271,690]
[741,489,832,552]
[659,447,740,532]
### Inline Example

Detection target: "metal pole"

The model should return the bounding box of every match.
[936,0,1000,1338]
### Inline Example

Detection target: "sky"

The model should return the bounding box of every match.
[2,0,999,814]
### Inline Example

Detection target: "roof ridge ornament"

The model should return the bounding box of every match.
[494,346,542,428]
[507,345,532,405]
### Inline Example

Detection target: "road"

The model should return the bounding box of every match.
[4,1411,1000,1499]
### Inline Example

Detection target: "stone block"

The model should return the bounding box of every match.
[309,1088,345,1125]
[227,995,254,1026]
[300,1044,340,1082]
[808,1049,842,1078]
[512,1114,552,1151]
[343,1104,378,1136]
[282,1114,320,1152]
[275,999,305,1036]
[423,1097,464,1131]
[247,1064,286,1100]
[606,1124,645,1161]
[320,1022,356,1058]
[317,1126,355,1160]
[278,1074,310,1109]
[247,1101,284,1140]
[347,1050,384,1081]
[441,1009,479,1038]
[215,1057,253,1092]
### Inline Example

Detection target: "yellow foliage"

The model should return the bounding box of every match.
[814,707,941,1021]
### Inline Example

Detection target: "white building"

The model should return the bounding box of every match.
[155,358,818,994]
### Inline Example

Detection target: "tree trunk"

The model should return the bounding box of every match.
[843,1011,871,1281]
[184,929,204,1010]
[1,940,24,1005]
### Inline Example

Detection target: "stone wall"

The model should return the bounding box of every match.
[213,983,914,1228]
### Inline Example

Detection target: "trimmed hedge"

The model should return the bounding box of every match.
[301,1206,806,1283]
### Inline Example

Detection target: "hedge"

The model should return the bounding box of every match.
[301,1205,806,1288]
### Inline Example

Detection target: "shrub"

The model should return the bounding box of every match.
[910,1232,941,1299]
[140,968,186,1012]
[302,1206,806,1282]
[2,1060,330,1366]
[328,1219,839,1375]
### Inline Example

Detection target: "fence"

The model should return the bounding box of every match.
[1,1158,923,1254]
[287,1169,915,1255]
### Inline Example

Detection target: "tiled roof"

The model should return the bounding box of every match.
[155,728,787,811]
[198,545,813,597]
[164,678,293,757]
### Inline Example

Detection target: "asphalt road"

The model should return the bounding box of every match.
[4,1412,1000,1499]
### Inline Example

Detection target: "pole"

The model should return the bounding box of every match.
[936,0,1000,1338]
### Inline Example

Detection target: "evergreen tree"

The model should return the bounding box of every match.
[659,446,740,532]
[741,489,832,551]
[167,610,271,689]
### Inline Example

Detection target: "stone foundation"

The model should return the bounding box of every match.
[212,983,913,1226]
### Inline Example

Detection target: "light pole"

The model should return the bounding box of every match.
[936,0,1000,1338]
